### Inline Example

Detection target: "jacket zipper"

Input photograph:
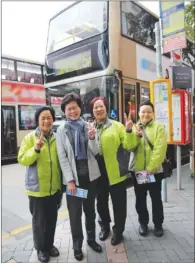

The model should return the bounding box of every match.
[100,126,111,186]
[47,137,52,195]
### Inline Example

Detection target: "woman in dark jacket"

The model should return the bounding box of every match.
[56,93,102,261]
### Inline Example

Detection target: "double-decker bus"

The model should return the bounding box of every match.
[1,55,45,161]
[45,1,194,166]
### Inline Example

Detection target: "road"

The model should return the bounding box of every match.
[2,163,68,244]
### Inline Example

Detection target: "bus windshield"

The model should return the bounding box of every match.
[46,75,118,120]
[47,1,108,54]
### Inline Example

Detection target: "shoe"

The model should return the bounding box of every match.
[154,226,164,237]
[111,233,123,246]
[87,241,102,253]
[37,251,49,263]
[99,228,110,241]
[74,249,83,261]
[139,224,148,236]
[48,246,59,257]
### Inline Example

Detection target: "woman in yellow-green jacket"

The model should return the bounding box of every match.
[89,97,138,246]
[130,101,167,238]
[18,106,61,263]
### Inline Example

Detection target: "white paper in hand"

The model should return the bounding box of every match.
[135,171,156,184]
[66,187,88,198]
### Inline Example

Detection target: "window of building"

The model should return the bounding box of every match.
[121,1,158,49]
[17,62,43,84]
[1,58,17,81]
[18,105,42,130]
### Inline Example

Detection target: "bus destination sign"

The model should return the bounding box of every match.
[53,50,92,76]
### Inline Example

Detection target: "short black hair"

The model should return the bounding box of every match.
[139,100,154,112]
[61,92,82,112]
[35,106,55,126]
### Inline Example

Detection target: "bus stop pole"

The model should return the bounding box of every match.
[154,22,168,202]
[177,145,181,189]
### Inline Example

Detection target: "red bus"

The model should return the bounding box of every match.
[1,55,45,161]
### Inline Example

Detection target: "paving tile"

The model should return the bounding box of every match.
[48,258,58,263]
[12,251,32,262]
[149,240,162,250]
[136,251,150,262]
[67,256,87,263]
[184,247,195,254]
[105,238,128,263]
[141,240,153,250]
[29,250,38,263]
[146,250,169,262]
[173,247,190,260]
[126,251,139,263]
[4,244,17,252]
[15,242,26,252]
[164,249,180,262]
[2,251,13,263]
[87,251,98,263]
[24,239,34,251]
[96,252,108,263]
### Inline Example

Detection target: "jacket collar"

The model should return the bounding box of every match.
[104,118,112,128]
[64,118,87,132]
[35,127,54,140]
[96,117,112,129]
[138,119,154,128]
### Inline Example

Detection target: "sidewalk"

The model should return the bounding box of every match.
[3,165,194,263]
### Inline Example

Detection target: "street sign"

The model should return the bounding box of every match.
[159,1,186,53]
[150,78,173,144]
[172,66,192,89]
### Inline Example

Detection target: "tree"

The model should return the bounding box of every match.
[182,1,195,69]
[185,1,195,43]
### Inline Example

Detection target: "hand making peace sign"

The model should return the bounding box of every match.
[124,113,134,130]
[88,121,96,139]
[35,132,44,150]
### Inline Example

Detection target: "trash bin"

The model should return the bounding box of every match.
[190,151,195,178]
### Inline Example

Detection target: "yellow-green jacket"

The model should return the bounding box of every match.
[18,128,61,197]
[98,118,140,185]
[130,120,167,173]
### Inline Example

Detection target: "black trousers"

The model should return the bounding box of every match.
[96,156,127,236]
[134,175,164,228]
[66,179,97,250]
[29,192,58,251]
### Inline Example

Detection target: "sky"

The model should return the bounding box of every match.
[2,1,160,63]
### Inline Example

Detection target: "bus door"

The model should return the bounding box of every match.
[123,82,137,123]
[1,106,17,159]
